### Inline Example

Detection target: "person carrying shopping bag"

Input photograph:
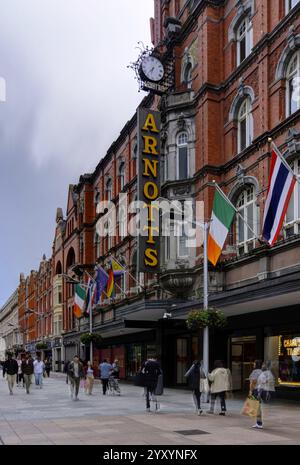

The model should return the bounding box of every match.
[185,360,206,415]
[250,362,275,429]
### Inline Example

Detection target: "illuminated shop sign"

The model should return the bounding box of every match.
[278,335,300,386]
[137,108,160,273]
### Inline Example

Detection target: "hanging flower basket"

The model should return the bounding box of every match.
[186,308,227,331]
[36,342,48,350]
[80,333,102,346]
[186,310,210,331]
[207,307,227,328]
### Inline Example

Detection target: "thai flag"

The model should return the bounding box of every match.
[262,146,296,246]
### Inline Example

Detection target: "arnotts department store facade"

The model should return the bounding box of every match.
[15,0,300,399]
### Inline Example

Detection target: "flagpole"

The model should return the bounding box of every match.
[211,180,258,240]
[271,142,300,186]
[203,221,209,376]
[109,255,146,292]
[89,285,93,364]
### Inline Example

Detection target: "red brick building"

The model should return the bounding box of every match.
[16,0,300,396]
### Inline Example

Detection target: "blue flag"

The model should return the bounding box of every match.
[95,266,109,304]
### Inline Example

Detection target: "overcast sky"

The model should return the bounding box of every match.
[0,0,153,307]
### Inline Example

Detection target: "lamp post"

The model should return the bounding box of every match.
[157,197,211,375]
[62,272,94,363]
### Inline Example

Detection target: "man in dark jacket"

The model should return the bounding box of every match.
[141,356,162,412]
[21,353,34,394]
[67,355,84,400]
[3,353,18,395]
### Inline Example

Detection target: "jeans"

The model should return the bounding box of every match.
[146,385,157,409]
[7,374,16,393]
[24,374,32,393]
[253,389,273,426]
[210,391,226,412]
[35,373,43,387]
[17,373,24,386]
[192,388,201,410]
[69,376,80,399]
[101,378,109,395]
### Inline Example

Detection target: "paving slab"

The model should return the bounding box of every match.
[0,374,300,445]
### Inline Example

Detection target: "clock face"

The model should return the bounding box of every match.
[141,56,164,82]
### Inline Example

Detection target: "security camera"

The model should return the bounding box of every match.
[163,312,172,319]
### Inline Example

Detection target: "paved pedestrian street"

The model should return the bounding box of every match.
[0,373,299,445]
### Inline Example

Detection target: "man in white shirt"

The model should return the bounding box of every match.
[33,355,45,389]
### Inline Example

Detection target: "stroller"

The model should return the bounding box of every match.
[107,375,121,396]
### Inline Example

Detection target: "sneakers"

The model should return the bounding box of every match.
[252,424,263,429]
[155,403,160,412]
[219,412,226,416]
[197,409,203,416]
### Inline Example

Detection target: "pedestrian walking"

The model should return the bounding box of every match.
[141,356,162,413]
[21,353,34,394]
[250,361,275,429]
[208,360,231,415]
[34,355,45,388]
[84,361,95,395]
[184,360,206,415]
[44,358,51,377]
[111,359,120,378]
[3,353,18,395]
[16,354,24,387]
[99,359,113,395]
[67,355,84,400]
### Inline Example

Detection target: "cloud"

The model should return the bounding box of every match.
[0,0,154,306]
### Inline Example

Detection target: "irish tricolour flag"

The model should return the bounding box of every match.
[74,284,86,319]
[208,190,236,266]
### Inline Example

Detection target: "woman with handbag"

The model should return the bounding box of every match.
[250,361,275,429]
[185,360,206,415]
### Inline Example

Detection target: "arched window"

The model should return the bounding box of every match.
[106,179,112,202]
[119,162,125,191]
[236,185,257,255]
[286,50,300,116]
[285,159,300,237]
[286,0,300,14]
[184,62,193,89]
[119,207,127,239]
[94,231,101,259]
[238,98,253,152]
[177,132,189,180]
[237,17,253,65]
[105,219,113,250]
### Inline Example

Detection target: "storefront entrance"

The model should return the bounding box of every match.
[231,336,256,391]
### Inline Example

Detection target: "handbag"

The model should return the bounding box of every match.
[241,396,260,418]
[133,370,147,387]
[154,373,164,396]
[200,378,209,394]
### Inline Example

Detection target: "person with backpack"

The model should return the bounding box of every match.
[141,356,162,413]
[250,361,275,429]
[185,360,206,415]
